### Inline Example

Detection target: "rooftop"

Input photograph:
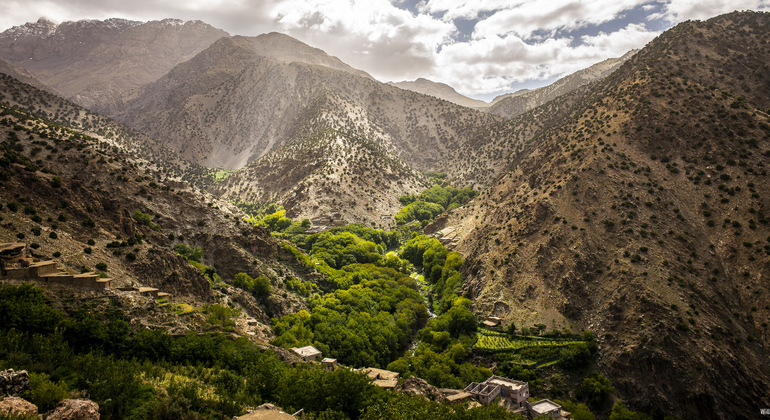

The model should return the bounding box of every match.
[291,345,322,358]
[361,368,399,380]
[530,399,561,414]
[486,375,527,391]
[0,243,25,253]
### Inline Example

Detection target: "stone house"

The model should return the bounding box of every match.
[528,399,571,419]
[291,345,322,361]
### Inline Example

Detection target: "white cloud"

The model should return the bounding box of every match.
[472,0,647,39]
[429,21,659,96]
[655,0,770,22]
[0,0,768,98]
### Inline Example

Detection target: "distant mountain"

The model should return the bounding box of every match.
[0,17,228,110]
[430,11,770,419]
[487,50,637,119]
[388,78,489,109]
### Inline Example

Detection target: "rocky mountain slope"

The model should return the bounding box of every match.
[430,11,770,419]
[209,90,429,226]
[112,33,499,171]
[0,58,52,93]
[0,69,212,187]
[0,72,314,337]
[388,78,488,109]
[0,17,228,110]
[487,50,637,119]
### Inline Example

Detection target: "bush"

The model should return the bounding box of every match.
[22,372,69,412]
[173,243,203,263]
[132,210,152,226]
[579,372,613,406]
[48,232,58,239]
[95,262,107,271]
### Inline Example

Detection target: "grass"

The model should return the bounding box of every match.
[213,169,237,181]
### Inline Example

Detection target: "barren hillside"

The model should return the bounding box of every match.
[430,11,770,419]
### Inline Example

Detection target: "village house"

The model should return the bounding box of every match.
[464,381,502,405]
[291,345,322,361]
[320,358,338,369]
[485,375,529,409]
[527,399,571,419]
[358,367,399,389]
[463,375,531,413]
[0,242,111,289]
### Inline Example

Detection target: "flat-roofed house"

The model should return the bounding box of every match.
[360,367,399,389]
[528,399,571,419]
[484,375,529,408]
[291,345,322,361]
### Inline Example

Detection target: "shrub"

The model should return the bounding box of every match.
[579,372,613,406]
[95,262,107,271]
[22,372,69,412]
[48,232,58,239]
[173,243,202,263]
[132,210,152,226]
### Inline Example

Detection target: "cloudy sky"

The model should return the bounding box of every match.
[1,0,768,100]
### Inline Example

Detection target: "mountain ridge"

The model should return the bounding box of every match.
[430,11,770,418]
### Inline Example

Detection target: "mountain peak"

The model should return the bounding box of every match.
[0,16,58,39]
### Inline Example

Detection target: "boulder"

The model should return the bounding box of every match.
[46,399,100,420]
[0,396,38,416]
[396,376,446,403]
[0,369,30,396]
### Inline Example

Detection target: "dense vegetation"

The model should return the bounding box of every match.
[395,185,477,226]
[0,283,527,419]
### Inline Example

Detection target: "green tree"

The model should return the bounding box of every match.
[579,372,613,406]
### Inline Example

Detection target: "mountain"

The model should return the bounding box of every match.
[112,34,498,171]
[209,90,429,227]
[429,11,770,418]
[0,17,228,110]
[0,71,315,334]
[0,57,52,93]
[487,50,637,119]
[388,78,489,109]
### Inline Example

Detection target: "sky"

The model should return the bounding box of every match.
[0,1,768,101]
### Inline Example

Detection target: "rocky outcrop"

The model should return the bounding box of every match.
[0,396,38,417]
[46,399,100,420]
[0,369,29,397]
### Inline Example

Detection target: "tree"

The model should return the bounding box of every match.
[579,372,613,406]
[608,401,653,420]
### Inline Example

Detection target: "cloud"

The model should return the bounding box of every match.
[653,0,770,22]
[472,0,647,39]
[0,0,768,98]
[268,0,453,80]
[430,21,659,96]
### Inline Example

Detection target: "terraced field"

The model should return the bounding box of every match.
[473,328,592,367]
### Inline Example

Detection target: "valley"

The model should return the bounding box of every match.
[0,9,769,420]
